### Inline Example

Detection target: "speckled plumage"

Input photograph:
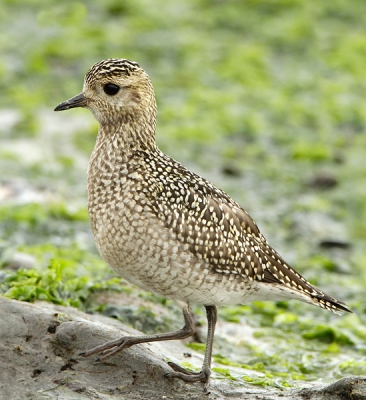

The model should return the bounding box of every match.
[55,58,351,390]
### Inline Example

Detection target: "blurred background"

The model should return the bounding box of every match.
[0,0,365,388]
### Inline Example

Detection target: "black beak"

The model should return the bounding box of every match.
[54,93,87,111]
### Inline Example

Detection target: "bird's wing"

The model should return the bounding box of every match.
[145,154,351,313]
[146,154,283,282]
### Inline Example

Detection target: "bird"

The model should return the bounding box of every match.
[54,58,351,391]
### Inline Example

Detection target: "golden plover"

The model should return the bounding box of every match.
[55,58,351,390]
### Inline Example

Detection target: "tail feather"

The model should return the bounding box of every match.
[261,254,352,314]
[310,290,352,315]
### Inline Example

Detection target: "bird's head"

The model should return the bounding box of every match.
[55,59,157,127]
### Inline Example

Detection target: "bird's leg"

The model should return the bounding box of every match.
[167,305,218,391]
[80,304,196,361]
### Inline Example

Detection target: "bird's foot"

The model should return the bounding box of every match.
[79,335,137,362]
[165,361,211,392]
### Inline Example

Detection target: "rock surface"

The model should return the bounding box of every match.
[0,297,365,400]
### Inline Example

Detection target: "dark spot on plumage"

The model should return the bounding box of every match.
[85,58,141,84]
[130,90,141,103]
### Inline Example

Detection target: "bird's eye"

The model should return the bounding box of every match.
[103,83,120,96]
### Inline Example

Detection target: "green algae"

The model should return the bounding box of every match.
[0,203,88,226]
[0,247,123,309]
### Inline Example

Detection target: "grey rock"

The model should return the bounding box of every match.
[0,297,364,400]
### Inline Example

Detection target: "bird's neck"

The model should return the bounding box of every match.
[96,110,158,155]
